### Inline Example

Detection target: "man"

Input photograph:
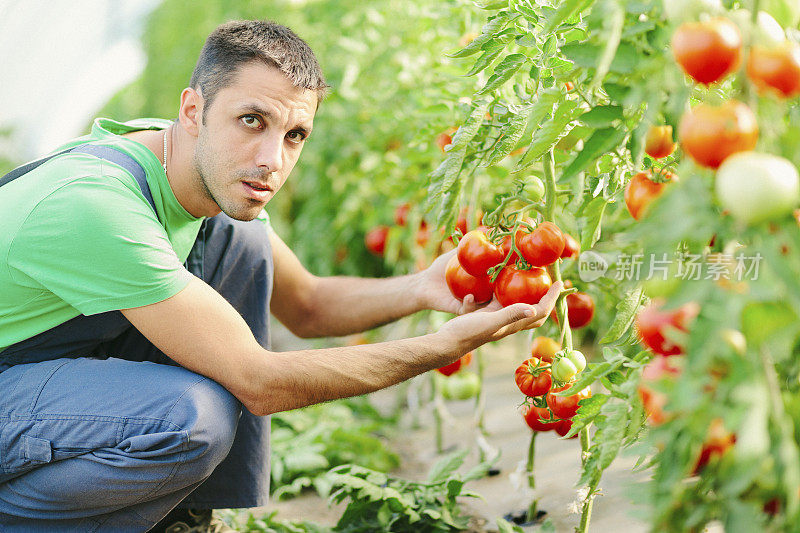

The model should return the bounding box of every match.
[0,20,561,532]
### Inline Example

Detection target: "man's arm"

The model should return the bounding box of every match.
[121,275,562,416]
[269,231,482,338]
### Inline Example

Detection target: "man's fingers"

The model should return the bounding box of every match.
[531,281,563,318]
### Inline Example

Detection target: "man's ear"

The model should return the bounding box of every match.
[178,87,204,137]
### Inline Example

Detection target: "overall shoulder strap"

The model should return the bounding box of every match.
[0,144,158,218]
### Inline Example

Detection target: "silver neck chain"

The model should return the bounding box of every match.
[162,128,168,175]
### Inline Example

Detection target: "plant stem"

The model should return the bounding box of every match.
[431,373,443,453]
[526,431,539,522]
[576,427,595,533]
[542,149,574,351]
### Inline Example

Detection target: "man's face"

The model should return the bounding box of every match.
[192,61,317,221]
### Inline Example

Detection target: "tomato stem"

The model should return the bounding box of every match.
[526,431,539,523]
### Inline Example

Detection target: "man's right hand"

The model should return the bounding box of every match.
[435,281,563,354]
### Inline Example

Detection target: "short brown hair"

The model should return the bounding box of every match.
[189,20,328,118]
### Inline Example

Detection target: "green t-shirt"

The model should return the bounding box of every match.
[0,117,205,352]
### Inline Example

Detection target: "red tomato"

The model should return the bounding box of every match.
[671,18,742,85]
[637,357,682,426]
[415,221,430,248]
[517,222,566,267]
[436,131,454,153]
[437,352,473,377]
[747,42,800,98]
[445,255,494,303]
[636,300,700,356]
[555,419,578,439]
[564,81,575,92]
[625,170,677,221]
[693,418,736,474]
[522,404,558,432]
[493,265,552,307]
[560,233,580,259]
[365,226,389,256]
[645,125,677,159]
[550,292,595,329]
[679,100,759,169]
[531,336,561,363]
[457,230,504,278]
[394,203,410,226]
[514,357,552,397]
[546,385,592,420]
[565,292,595,328]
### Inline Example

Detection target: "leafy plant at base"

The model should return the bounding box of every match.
[270,398,399,500]
[323,448,492,532]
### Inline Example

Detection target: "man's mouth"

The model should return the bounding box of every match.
[244,181,273,192]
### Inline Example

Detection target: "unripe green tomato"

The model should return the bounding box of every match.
[552,357,578,382]
[715,152,800,225]
[564,349,587,374]
[439,371,481,400]
[524,175,545,203]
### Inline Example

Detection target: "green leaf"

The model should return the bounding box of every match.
[446,479,465,498]
[449,12,510,58]
[464,40,506,77]
[451,100,491,149]
[590,3,624,89]
[541,0,594,34]
[483,104,533,166]
[561,42,639,74]
[741,302,799,347]
[568,394,608,436]
[497,517,526,533]
[601,287,645,344]
[514,99,580,171]
[596,402,628,469]
[561,127,627,182]
[427,448,468,484]
[579,105,623,129]
[578,196,608,251]
[477,53,528,95]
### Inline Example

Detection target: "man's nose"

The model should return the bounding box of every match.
[254,133,283,174]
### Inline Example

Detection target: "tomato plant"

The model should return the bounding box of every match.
[636,300,699,357]
[514,357,552,397]
[644,125,677,159]
[530,336,560,363]
[678,100,759,169]
[437,352,472,377]
[493,265,552,307]
[522,404,559,433]
[747,42,800,98]
[671,18,742,85]
[444,255,493,304]
[456,229,504,277]
[546,385,592,420]
[364,226,389,256]
[624,170,677,221]
[715,151,800,224]
[517,221,565,267]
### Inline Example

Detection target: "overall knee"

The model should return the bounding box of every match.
[169,378,241,478]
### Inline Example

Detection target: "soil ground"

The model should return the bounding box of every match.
[242,323,654,532]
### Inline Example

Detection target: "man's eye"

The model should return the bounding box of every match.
[287,131,307,144]
[241,115,263,130]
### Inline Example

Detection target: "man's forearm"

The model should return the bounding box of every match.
[296,273,428,338]
[243,331,457,415]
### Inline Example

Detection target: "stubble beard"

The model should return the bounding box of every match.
[192,135,264,222]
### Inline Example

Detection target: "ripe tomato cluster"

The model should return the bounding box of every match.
[445,220,591,314]
[517,336,591,439]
